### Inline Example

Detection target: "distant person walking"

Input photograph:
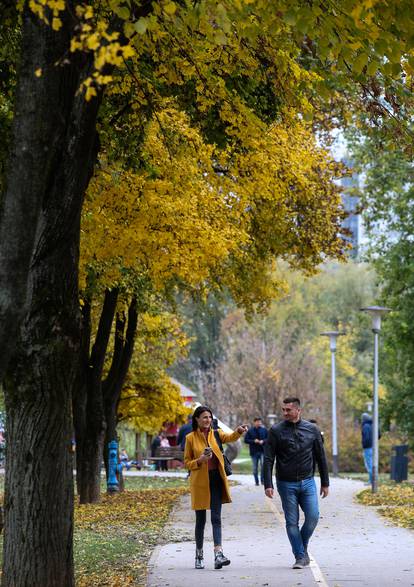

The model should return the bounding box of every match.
[264,397,329,570]
[361,412,377,484]
[184,405,247,570]
[244,417,268,485]
[159,432,170,471]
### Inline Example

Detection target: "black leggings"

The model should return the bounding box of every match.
[195,470,223,549]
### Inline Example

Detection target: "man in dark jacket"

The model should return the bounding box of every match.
[361,412,374,484]
[245,417,268,485]
[177,415,192,450]
[264,397,329,570]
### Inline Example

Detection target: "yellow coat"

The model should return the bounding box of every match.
[184,428,241,510]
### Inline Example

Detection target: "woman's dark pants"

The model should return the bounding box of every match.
[195,470,223,548]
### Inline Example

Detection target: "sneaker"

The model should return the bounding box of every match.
[214,550,231,569]
[292,557,307,569]
[195,549,204,569]
[304,552,310,565]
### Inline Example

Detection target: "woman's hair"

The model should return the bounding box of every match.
[192,405,213,431]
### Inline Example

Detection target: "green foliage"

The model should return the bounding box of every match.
[177,262,379,434]
[347,129,414,448]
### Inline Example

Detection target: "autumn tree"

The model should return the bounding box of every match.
[189,263,378,433]
[118,312,190,435]
[1,0,413,583]
[77,100,346,503]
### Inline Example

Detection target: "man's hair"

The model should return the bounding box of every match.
[283,397,301,407]
[253,417,262,422]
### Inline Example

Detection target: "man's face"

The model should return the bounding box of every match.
[282,402,301,423]
[254,419,262,428]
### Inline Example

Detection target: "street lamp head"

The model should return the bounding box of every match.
[360,306,391,333]
[320,331,345,352]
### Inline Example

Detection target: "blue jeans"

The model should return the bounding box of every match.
[276,477,319,559]
[363,448,373,483]
[252,452,264,485]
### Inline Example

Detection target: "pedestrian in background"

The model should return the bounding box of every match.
[244,417,268,485]
[361,412,377,484]
[159,432,170,471]
[184,405,247,570]
[177,414,192,450]
[264,397,329,570]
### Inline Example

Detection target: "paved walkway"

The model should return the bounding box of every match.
[147,474,414,587]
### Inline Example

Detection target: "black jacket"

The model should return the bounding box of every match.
[264,419,329,488]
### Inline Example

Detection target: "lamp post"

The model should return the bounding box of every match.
[267,414,277,427]
[320,331,344,476]
[360,306,390,493]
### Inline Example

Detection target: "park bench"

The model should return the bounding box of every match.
[148,446,184,463]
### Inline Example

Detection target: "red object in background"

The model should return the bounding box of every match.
[164,422,178,446]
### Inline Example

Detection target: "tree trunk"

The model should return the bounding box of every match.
[76,431,105,504]
[3,375,74,586]
[1,3,103,582]
[74,289,118,503]
[135,432,142,466]
[103,298,138,473]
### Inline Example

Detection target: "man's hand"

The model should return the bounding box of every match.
[236,425,248,434]
[320,486,329,498]
[265,488,274,499]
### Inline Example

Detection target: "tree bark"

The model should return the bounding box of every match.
[74,289,118,503]
[103,298,138,473]
[1,3,103,583]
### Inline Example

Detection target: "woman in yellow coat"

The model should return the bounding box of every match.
[184,405,247,570]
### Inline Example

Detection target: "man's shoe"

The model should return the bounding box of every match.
[292,557,307,569]
[195,549,204,569]
[304,552,310,565]
[214,550,231,569]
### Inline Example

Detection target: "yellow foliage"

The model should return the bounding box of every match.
[119,378,190,434]
[81,105,344,311]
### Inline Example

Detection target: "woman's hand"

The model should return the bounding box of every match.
[197,448,213,464]
[236,425,248,435]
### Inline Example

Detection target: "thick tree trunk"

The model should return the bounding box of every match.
[3,374,74,586]
[1,3,103,582]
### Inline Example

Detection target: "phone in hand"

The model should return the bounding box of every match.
[204,447,212,456]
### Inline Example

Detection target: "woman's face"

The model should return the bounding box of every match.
[196,411,212,431]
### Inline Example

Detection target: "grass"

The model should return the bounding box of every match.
[75,475,190,586]
[0,474,189,586]
[231,443,253,475]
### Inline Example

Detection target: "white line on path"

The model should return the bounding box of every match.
[266,497,330,587]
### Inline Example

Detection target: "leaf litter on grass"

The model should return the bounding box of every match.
[75,484,189,586]
[357,483,414,529]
